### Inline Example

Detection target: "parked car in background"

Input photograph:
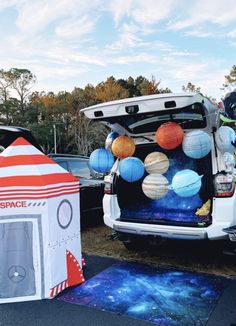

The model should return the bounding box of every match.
[48,154,105,226]
[0,126,43,151]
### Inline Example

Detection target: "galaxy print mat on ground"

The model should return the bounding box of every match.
[58,261,228,326]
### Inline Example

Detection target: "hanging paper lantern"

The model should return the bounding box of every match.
[155,122,184,150]
[142,174,169,200]
[89,148,114,173]
[182,130,211,159]
[119,157,145,182]
[111,136,135,158]
[144,152,169,174]
[215,126,236,153]
[105,131,119,151]
[170,169,202,197]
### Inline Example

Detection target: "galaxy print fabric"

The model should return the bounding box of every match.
[59,261,227,325]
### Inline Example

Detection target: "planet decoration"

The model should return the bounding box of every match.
[89,148,114,173]
[111,136,135,158]
[142,174,169,200]
[182,130,212,159]
[105,131,119,151]
[170,169,202,198]
[144,152,169,174]
[119,157,145,182]
[215,126,236,153]
[155,122,184,150]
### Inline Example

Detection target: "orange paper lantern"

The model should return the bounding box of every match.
[155,122,183,150]
[111,136,135,158]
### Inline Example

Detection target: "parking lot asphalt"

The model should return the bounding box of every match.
[0,254,236,326]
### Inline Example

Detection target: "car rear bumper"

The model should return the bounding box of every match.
[103,194,236,241]
[112,220,231,240]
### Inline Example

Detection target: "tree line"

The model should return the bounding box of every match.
[0,66,235,155]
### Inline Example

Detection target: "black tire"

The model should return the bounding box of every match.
[122,237,160,251]
[122,240,139,251]
[222,241,236,256]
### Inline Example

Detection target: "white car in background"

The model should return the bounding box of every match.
[82,93,236,249]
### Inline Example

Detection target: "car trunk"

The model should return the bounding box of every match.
[81,94,218,228]
[116,143,213,227]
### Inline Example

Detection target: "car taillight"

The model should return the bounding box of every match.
[214,173,235,197]
[104,174,117,194]
[104,175,112,194]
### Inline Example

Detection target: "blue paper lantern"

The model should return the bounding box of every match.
[89,148,114,173]
[119,157,145,182]
[215,126,236,153]
[171,169,202,197]
[105,131,119,151]
[182,130,211,159]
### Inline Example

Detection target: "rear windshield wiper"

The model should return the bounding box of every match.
[132,135,153,142]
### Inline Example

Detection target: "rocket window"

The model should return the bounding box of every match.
[57,200,73,229]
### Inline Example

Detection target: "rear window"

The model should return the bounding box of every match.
[103,103,206,134]
[68,160,92,178]
[57,161,68,171]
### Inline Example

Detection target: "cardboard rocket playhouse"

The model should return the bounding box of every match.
[0,138,84,303]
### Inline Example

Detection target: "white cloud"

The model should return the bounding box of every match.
[195,70,228,99]
[55,15,96,39]
[108,0,176,25]
[184,29,214,38]
[168,19,193,31]
[167,62,207,81]
[35,64,89,80]
[109,53,161,65]
[168,0,236,32]
[159,55,228,99]
[106,23,143,51]
[1,21,105,67]
[170,51,199,57]
[131,0,176,25]
[46,47,106,66]
[106,26,198,58]
[14,0,102,34]
[227,29,236,38]
[106,0,133,24]
[0,0,233,101]
[0,0,22,11]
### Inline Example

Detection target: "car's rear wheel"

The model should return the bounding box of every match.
[122,236,163,251]
[122,239,141,251]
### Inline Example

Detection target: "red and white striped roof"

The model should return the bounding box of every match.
[0,137,79,200]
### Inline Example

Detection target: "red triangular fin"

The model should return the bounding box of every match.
[66,250,85,286]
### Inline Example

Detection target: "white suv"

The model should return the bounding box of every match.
[82,93,236,248]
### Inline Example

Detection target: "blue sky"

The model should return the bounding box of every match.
[0,0,236,100]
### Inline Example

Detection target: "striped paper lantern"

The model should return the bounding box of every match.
[142,173,169,200]
[144,152,169,174]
